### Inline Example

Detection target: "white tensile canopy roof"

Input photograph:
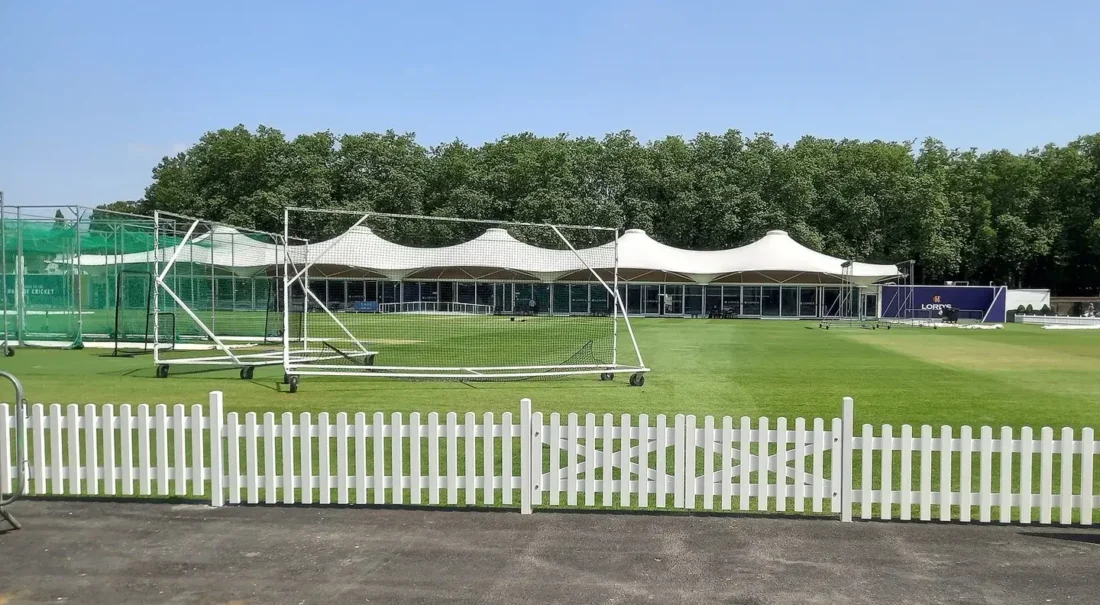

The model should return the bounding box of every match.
[76,225,900,286]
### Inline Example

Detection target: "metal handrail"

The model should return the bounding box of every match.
[0,371,26,507]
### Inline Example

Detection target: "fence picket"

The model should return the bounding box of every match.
[356,413,369,508]
[501,412,512,506]
[317,412,330,505]
[1039,427,1054,524]
[919,425,932,521]
[638,414,651,508]
[831,418,842,514]
[656,415,668,508]
[684,414,697,508]
[264,412,277,504]
[620,414,631,507]
[939,426,951,522]
[959,426,972,523]
[84,404,98,495]
[548,413,561,505]
[811,418,824,513]
[775,417,787,512]
[899,424,912,521]
[719,416,732,511]
[226,412,241,504]
[174,405,187,497]
[281,412,294,504]
[428,413,440,505]
[244,412,258,504]
[50,404,64,495]
[103,404,116,496]
[337,413,350,505]
[374,412,386,505]
[136,405,150,496]
[65,405,80,496]
[739,416,752,511]
[793,418,806,513]
[446,412,458,505]
[881,424,893,521]
[531,412,543,506]
[602,414,614,507]
[673,414,685,509]
[757,416,769,512]
[979,426,993,523]
[191,404,204,497]
[860,424,872,520]
[584,413,597,506]
[300,412,313,505]
[1081,428,1094,526]
[32,404,46,495]
[155,405,169,496]
[1020,426,1033,523]
[465,412,476,506]
[208,393,223,507]
[1059,427,1073,525]
[394,412,406,505]
[483,412,494,506]
[999,427,1013,524]
[410,412,422,505]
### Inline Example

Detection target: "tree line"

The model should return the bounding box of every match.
[105,125,1100,294]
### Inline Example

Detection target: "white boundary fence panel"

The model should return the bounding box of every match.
[2,394,1097,525]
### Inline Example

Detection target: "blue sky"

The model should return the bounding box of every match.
[2,0,1098,209]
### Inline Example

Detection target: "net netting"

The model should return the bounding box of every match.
[153,213,295,367]
[0,207,178,349]
[284,209,644,380]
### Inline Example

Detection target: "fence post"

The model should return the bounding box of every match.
[209,391,224,507]
[840,397,854,522]
[520,398,532,515]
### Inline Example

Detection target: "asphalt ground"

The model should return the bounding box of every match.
[1,500,1098,604]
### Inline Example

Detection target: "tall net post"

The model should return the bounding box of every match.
[281,208,648,391]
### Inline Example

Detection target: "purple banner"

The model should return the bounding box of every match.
[880,285,1006,322]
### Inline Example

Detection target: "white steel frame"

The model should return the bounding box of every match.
[282,208,650,382]
[379,301,492,315]
[152,210,357,376]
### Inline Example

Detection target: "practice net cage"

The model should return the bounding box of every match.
[151,211,310,379]
[280,208,649,391]
[0,203,173,355]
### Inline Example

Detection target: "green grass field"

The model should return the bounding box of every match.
[3,318,1098,431]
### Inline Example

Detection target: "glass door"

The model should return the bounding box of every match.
[761,286,781,317]
[780,286,798,317]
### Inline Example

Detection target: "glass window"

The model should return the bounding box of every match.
[664,285,684,315]
[570,284,590,314]
[437,281,454,303]
[420,282,438,302]
[742,286,762,316]
[685,285,704,316]
[822,287,840,317]
[402,282,419,304]
[644,285,660,314]
[533,284,551,314]
[551,284,570,314]
[761,286,781,317]
[780,286,798,317]
[347,280,365,304]
[457,282,476,304]
[627,285,642,315]
[799,287,817,317]
[330,280,347,309]
[863,293,877,318]
[722,286,741,315]
[705,286,722,315]
[476,283,494,308]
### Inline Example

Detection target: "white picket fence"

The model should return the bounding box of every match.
[2,394,1098,525]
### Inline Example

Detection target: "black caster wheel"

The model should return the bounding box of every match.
[3,346,14,357]
[364,354,376,367]
[288,375,299,393]
[599,372,614,381]
[629,373,645,387]
[156,365,170,379]
[283,373,291,385]
[239,366,254,380]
